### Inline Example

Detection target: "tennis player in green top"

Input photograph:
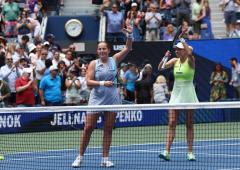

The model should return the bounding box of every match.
[0,155,4,160]
[158,36,198,161]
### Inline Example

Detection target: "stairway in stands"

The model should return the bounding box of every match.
[209,0,226,38]
[61,0,100,16]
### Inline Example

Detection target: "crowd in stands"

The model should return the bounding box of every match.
[100,0,215,42]
[101,0,240,41]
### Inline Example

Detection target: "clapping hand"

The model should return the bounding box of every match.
[123,24,133,34]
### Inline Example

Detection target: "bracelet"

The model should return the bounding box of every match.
[179,38,186,43]
[99,81,105,86]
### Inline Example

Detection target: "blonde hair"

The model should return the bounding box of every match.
[155,75,167,84]
[6,43,16,55]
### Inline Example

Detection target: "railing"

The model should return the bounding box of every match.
[40,16,48,40]
[98,14,106,42]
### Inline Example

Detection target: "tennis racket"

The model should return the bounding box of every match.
[161,25,183,69]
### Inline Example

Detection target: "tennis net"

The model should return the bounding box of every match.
[0,102,240,170]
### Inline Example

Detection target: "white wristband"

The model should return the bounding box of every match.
[99,81,105,86]
[180,38,186,43]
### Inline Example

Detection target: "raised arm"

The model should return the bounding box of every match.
[180,38,195,68]
[158,50,177,71]
[113,25,133,65]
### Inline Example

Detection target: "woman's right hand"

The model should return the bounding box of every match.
[104,81,114,87]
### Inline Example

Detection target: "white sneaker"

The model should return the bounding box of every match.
[72,155,83,168]
[100,160,114,168]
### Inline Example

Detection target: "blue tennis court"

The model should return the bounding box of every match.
[2,138,240,170]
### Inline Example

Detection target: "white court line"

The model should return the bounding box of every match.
[5,138,240,156]
[7,149,240,161]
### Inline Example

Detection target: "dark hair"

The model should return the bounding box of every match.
[230,57,238,62]
[45,59,52,68]
[19,58,28,63]
[142,71,148,80]
[214,63,222,71]
[98,41,111,50]
[22,35,29,42]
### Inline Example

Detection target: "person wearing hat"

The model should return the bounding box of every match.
[42,41,53,59]
[46,33,61,52]
[39,65,62,106]
[15,67,37,107]
[125,2,142,41]
[158,29,198,161]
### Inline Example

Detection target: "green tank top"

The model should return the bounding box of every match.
[173,58,195,81]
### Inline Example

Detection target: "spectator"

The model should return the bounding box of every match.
[134,71,153,104]
[58,60,67,94]
[145,3,162,41]
[26,0,38,19]
[192,0,204,39]
[175,0,191,26]
[62,50,73,69]
[16,10,33,44]
[229,57,240,98]
[28,43,37,64]
[42,41,53,59]
[219,0,240,37]
[15,67,37,107]
[2,0,20,38]
[12,44,28,63]
[65,70,81,105]
[0,53,20,106]
[46,33,61,52]
[181,21,194,40]
[0,73,11,107]
[43,58,52,76]
[52,50,61,66]
[209,63,228,102]
[233,20,240,37]
[78,67,90,104]
[7,43,17,62]
[200,0,214,39]
[118,62,128,84]
[20,35,30,53]
[39,64,62,106]
[159,0,174,24]
[153,75,169,103]
[163,23,176,40]
[101,3,125,42]
[18,58,29,75]
[123,63,139,102]
[125,2,142,41]
[27,16,41,40]
[0,36,7,49]
[35,48,47,84]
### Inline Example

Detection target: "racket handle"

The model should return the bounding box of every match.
[161,56,168,69]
